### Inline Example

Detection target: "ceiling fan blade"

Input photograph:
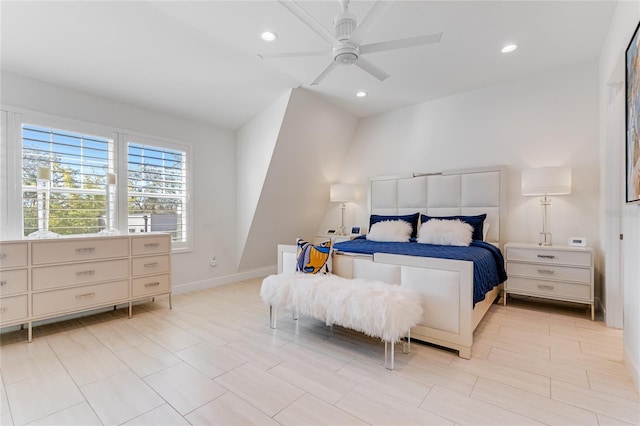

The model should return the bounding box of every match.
[311,61,338,86]
[349,1,394,46]
[355,57,390,82]
[278,0,339,46]
[258,50,329,60]
[359,32,443,55]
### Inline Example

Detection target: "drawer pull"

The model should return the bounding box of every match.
[75,292,96,299]
[144,282,160,288]
[537,254,555,259]
[0,281,6,286]
[75,247,95,254]
[75,270,96,277]
[0,307,6,313]
[144,243,160,248]
[144,262,159,268]
[537,269,555,275]
[0,254,6,259]
[537,284,555,290]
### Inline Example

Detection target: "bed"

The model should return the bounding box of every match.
[278,165,508,358]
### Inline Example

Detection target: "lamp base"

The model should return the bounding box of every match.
[27,230,60,239]
[539,232,552,246]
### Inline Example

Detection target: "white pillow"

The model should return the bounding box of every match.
[367,220,412,242]
[417,219,473,246]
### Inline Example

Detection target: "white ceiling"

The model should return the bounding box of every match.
[1,1,616,131]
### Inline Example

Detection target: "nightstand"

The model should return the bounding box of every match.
[504,243,594,320]
[314,235,353,245]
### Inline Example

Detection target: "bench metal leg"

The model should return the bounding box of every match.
[384,341,395,370]
[403,329,411,354]
[269,305,277,329]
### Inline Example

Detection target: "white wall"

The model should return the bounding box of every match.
[337,61,601,258]
[236,90,291,268]
[0,72,240,292]
[237,88,358,270]
[599,0,640,391]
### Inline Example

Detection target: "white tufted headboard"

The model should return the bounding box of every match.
[370,166,507,247]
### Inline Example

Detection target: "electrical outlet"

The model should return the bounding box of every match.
[209,257,217,267]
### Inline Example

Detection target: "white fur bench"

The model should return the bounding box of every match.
[260,273,424,370]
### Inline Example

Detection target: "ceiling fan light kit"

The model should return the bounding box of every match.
[260,0,443,86]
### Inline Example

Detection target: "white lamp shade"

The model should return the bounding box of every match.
[522,166,572,196]
[330,183,356,202]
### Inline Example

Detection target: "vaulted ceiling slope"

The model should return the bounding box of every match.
[0,1,616,131]
[236,88,358,270]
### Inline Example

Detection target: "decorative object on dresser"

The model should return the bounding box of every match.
[330,183,356,235]
[0,233,172,342]
[98,173,122,235]
[521,166,572,246]
[28,165,59,239]
[503,242,594,320]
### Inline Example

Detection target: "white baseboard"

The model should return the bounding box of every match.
[172,265,276,295]
[625,345,640,394]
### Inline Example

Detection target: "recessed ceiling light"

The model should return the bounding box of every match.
[501,44,517,53]
[261,31,278,42]
[356,91,367,98]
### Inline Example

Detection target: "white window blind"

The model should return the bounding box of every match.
[21,124,114,236]
[127,141,188,245]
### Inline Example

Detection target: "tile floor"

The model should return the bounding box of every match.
[0,278,638,425]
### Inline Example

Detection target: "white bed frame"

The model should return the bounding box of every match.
[278,166,507,359]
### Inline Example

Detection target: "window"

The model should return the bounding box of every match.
[6,111,192,251]
[126,138,189,247]
[21,124,114,236]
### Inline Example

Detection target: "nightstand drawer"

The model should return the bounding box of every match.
[0,269,28,296]
[507,263,591,284]
[0,295,28,323]
[507,277,591,302]
[506,247,591,267]
[32,259,129,291]
[0,243,28,269]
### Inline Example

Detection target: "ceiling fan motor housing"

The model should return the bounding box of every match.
[333,43,359,65]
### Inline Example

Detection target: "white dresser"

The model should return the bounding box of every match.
[504,243,594,320]
[0,233,172,341]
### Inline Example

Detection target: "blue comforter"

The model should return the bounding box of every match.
[333,237,507,305]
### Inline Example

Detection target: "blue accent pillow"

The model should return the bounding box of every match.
[420,214,487,241]
[370,213,420,239]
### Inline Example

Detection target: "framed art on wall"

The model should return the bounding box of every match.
[626,21,640,203]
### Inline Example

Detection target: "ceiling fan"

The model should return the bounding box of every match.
[258,0,443,86]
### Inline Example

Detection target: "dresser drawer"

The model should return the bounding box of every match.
[506,247,591,267]
[0,243,28,269]
[32,259,129,291]
[507,262,591,284]
[132,274,170,298]
[506,277,591,302]
[0,269,28,296]
[131,235,170,256]
[0,295,28,323]
[131,255,170,277]
[32,237,129,265]
[32,280,129,317]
